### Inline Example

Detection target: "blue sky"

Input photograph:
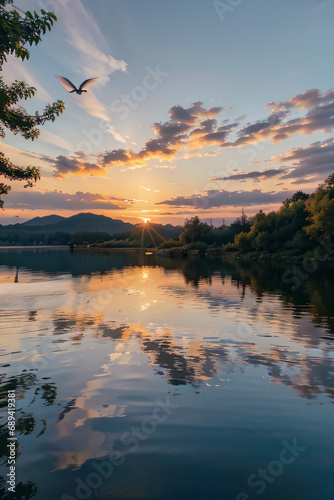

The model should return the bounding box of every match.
[1,0,334,224]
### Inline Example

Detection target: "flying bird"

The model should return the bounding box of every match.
[55,75,99,94]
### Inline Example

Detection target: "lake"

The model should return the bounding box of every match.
[0,248,333,500]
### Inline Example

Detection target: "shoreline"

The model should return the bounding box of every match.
[0,245,69,250]
[1,246,333,264]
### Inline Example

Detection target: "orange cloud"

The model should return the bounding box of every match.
[50,87,334,178]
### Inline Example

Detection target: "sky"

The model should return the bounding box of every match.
[1,0,334,225]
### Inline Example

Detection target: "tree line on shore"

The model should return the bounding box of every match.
[160,173,334,256]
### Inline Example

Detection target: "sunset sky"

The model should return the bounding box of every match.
[1,0,334,225]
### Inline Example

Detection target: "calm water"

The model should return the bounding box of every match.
[0,248,333,500]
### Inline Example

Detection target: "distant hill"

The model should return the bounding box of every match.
[22,215,66,227]
[0,213,182,246]
[34,213,135,235]
[1,213,134,236]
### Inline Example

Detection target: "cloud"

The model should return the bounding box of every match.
[98,102,233,169]
[139,186,160,192]
[49,0,126,84]
[290,178,317,184]
[63,3,127,83]
[37,0,127,136]
[5,190,122,211]
[40,131,75,152]
[146,164,177,170]
[70,92,111,122]
[210,168,286,182]
[41,86,334,177]
[168,102,223,125]
[224,88,334,148]
[105,124,126,144]
[98,87,334,172]
[69,98,126,143]
[157,189,295,209]
[269,139,334,180]
[49,152,107,178]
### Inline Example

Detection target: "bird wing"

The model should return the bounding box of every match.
[55,75,77,92]
[79,77,100,91]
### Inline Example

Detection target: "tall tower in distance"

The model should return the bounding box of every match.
[241,207,246,224]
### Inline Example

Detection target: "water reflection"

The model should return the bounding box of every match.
[1,248,333,333]
[0,250,333,396]
[0,249,333,499]
[49,315,334,401]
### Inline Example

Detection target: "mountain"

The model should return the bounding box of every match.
[0,213,183,246]
[22,215,66,227]
[33,213,135,235]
